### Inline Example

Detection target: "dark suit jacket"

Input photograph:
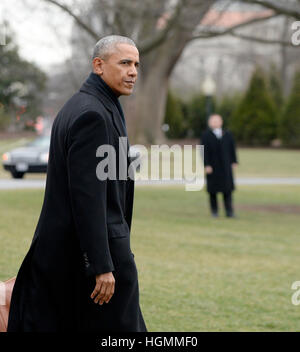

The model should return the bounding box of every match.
[7,72,147,332]
[201,128,238,193]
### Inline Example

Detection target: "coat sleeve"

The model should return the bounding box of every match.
[201,132,212,167]
[66,111,115,277]
[229,131,238,164]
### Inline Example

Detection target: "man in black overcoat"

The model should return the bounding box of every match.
[201,114,238,218]
[7,35,147,332]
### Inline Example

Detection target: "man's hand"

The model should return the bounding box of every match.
[91,272,115,305]
[232,163,238,169]
[205,166,213,174]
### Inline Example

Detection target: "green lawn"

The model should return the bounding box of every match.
[236,148,300,177]
[0,137,33,154]
[0,185,299,331]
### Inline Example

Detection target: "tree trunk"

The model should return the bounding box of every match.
[123,61,169,145]
[43,0,214,144]
[280,17,289,97]
[123,0,213,144]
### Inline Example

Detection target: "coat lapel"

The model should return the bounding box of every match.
[79,82,127,138]
[79,83,131,167]
[105,102,132,169]
[108,103,128,139]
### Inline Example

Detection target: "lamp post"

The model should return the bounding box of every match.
[202,76,216,121]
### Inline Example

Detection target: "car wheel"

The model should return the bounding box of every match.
[11,171,25,179]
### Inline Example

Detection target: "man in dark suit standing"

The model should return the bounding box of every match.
[8,35,147,332]
[201,114,238,218]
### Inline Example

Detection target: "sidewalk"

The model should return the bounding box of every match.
[0,177,300,190]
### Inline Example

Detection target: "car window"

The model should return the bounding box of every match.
[27,136,50,148]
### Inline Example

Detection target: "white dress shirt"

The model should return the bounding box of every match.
[212,128,222,139]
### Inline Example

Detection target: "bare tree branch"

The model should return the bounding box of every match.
[202,0,237,27]
[191,12,297,47]
[138,0,184,55]
[190,12,278,40]
[230,31,296,46]
[114,9,127,36]
[43,0,100,40]
[188,2,300,48]
[43,0,186,56]
[242,0,300,20]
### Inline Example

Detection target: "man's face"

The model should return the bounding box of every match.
[208,115,223,129]
[93,43,139,97]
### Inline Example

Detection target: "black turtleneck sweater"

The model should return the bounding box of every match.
[84,72,128,136]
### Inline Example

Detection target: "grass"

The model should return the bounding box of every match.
[0,137,33,154]
[0,185,299,331]
[236,148,300,177]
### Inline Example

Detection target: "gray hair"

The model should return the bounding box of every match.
[92,35,137,60]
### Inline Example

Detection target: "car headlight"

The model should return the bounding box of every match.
[39,152,49,163]
[2,152,11,163]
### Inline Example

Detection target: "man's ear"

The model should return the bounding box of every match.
[92,57,104,75]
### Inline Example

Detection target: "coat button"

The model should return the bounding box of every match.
[83,252,90,267]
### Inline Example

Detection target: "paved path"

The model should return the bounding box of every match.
[0,177,300,190]
[236,177,300,185]
[0,179,46,190]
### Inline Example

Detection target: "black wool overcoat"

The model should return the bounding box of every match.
[7,72,147,332]
[201,128,238,194]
